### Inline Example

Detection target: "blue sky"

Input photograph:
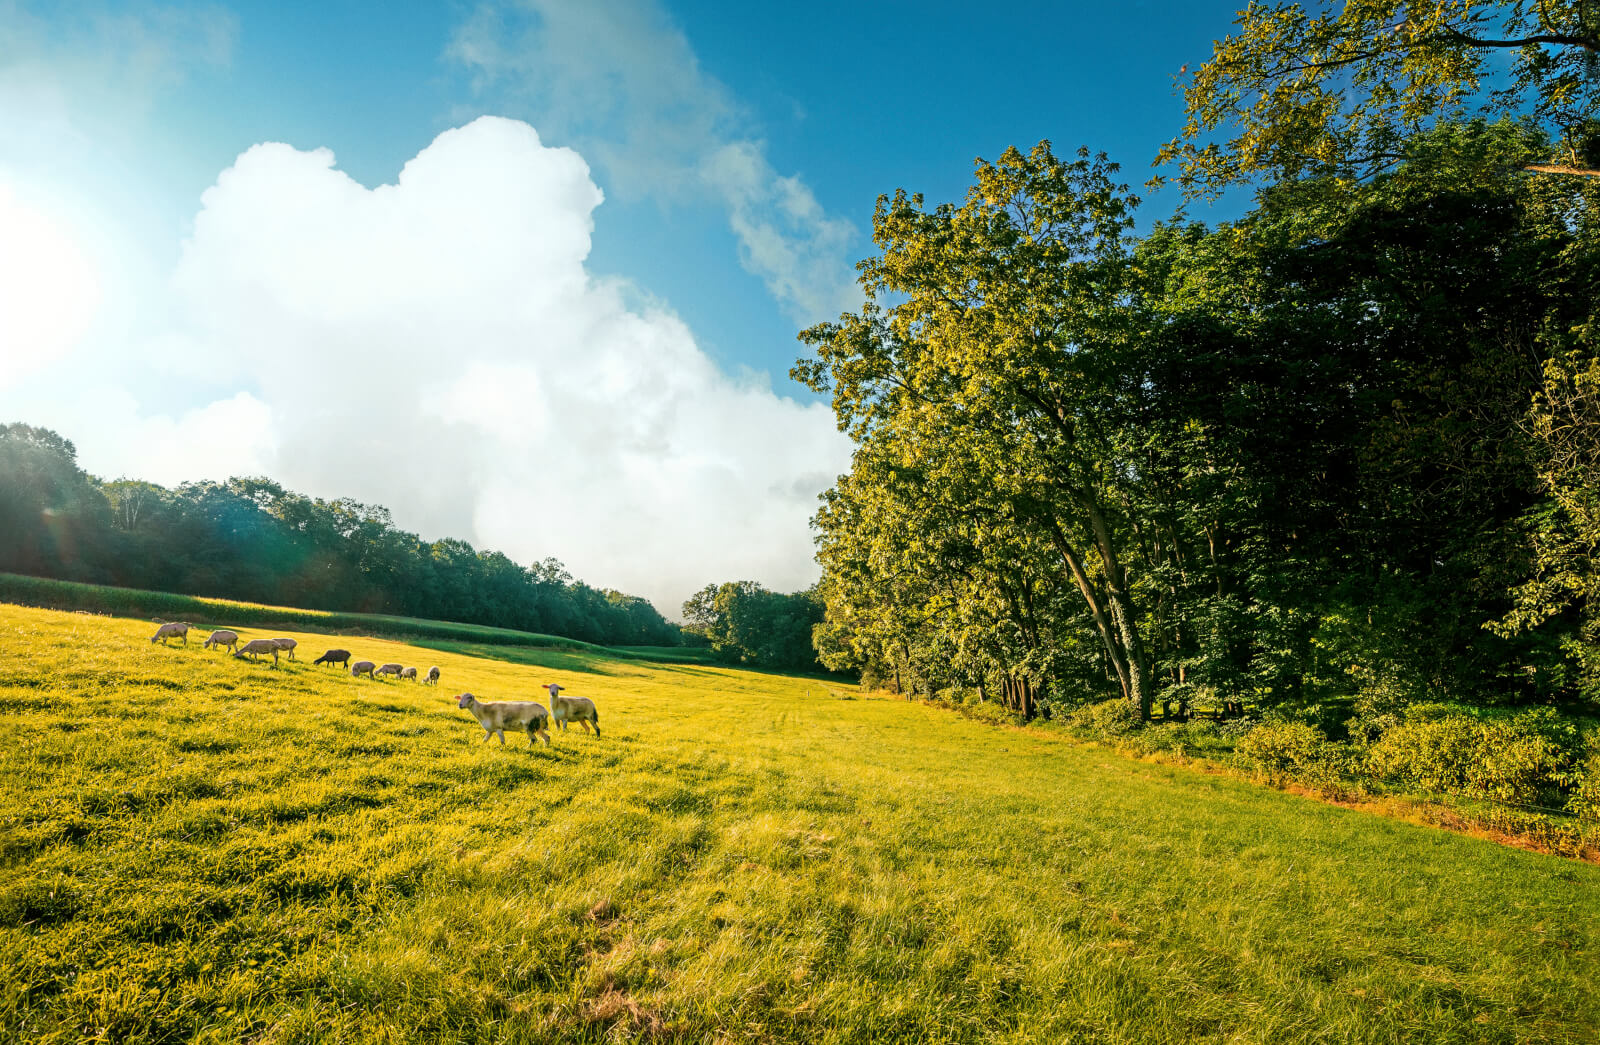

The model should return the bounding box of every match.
[0,0,1248,612]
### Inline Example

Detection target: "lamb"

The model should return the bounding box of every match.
[150,621,191,645]
[424,666,441,685]
[543,683,601,737]
[374,662,404,679]
[456,692,551,747]
[351,660,376,678]
[314,649,351,667]
[202,629,239,653]
[400,666,418,681]
[233,638,281,665]
[270,637,298,660]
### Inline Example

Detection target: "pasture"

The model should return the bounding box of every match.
[1,601,1597,1044]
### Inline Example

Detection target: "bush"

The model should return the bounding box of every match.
[1066,699,1142,739]
[1365,708,1581,806]
[1568,755,1600,820]
[1238,720,1338,777]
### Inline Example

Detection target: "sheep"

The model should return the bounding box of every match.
[351,660,376,678]
[270,637,298,661]
[150,621,191,645]
[233,638,281,665]
[400,666,418,681]
[456,692,550,747]
[202,629,239,653]
[543,683,601,737]
[424,666,441,685]
[374,662,403,679]
[314,648,350,667]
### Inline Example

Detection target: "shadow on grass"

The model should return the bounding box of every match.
[408,641,620,677]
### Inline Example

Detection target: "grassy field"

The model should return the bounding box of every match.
[0,572,620,652]
[2,601,1598,1043]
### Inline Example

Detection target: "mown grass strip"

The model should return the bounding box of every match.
[0,572,612,651]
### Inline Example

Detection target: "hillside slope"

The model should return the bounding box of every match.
[2,602,1597,1043]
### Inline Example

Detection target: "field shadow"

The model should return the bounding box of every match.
[407,641,619,677]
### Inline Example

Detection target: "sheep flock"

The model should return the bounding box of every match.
[147,619,602,750]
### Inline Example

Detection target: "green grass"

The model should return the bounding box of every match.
[2,601,1598,1043]
[0,572,619,651]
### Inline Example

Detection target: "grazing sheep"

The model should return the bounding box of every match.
[233,638,281,665]
[314,648,351,667]
[150,621,190,645]
[544,683,601,737]
[202,629,239,653]
[351,660,376,678]
[270,637,298,660]
[424,666,441,685]
[456,692,550,747]
[400,666,418,681]
[374,662,403,679]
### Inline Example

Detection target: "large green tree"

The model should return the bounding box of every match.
[797,143,1160,717]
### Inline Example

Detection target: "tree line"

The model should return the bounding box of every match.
[794,2,1600,724]
[680,581,825,672]
[0,423,681,647]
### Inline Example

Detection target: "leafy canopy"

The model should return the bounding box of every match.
[1162,1,1600,193]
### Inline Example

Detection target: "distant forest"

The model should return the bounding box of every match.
[0,422,681,647]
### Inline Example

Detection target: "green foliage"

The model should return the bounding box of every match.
[0,424,680,648]
[6,600,1600,1043]
[1066,698,1144,739]
[799,121,1596,721]
[1495,349,1600,706]
[1364,706,1585,805]
[682,581,824,671]
[1238,720,1343,778]
[1162,0,1600,193]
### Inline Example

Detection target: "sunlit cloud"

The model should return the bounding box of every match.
[447,0,860,325]
[0,117,849,612]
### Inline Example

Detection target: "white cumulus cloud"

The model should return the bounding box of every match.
[448,0,860,326]
[149,116,849,613]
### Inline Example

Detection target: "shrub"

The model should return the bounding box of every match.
[1238,720,1335,776]
[1066,699,1142,739]
[1365,709,1581,806]
[1568,755,1600,820]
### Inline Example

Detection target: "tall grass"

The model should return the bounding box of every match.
[2,601,1597,1043]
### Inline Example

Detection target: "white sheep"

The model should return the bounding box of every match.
[150,621,191,646]
[233,638,281,665]
[270,637,298,660]
[543,683,601,737]
[202,629,239,653]
[456,692,551,747]
[400,666,417,681]
[424,666,441,685]
[374,662,403,679]
[351,660,376,678]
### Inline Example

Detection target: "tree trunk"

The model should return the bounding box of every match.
[1045,516,1132,702]
[1078,493,1154,721]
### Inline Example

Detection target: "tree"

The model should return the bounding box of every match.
[1495,349,1600,705]
[1162,0,1600,193]
[797,142,1160,717]
[682,581,825,670]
